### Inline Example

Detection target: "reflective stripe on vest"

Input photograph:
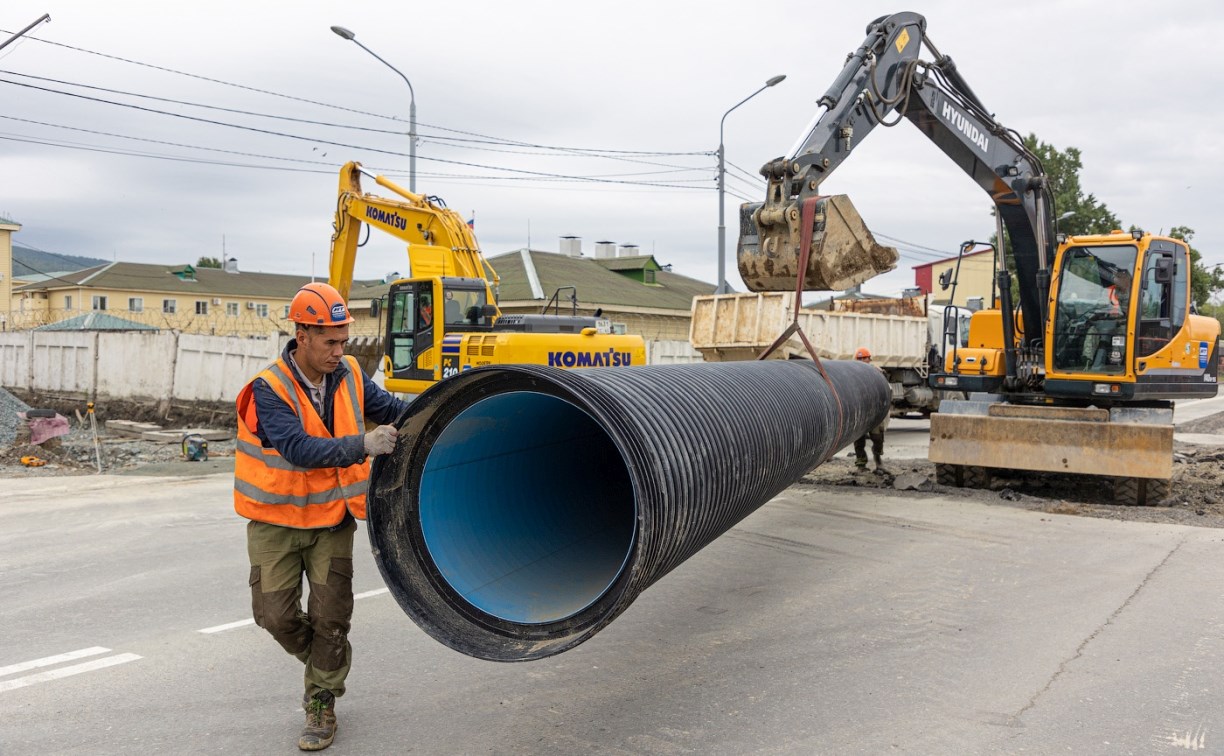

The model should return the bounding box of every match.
[233,354,370,528]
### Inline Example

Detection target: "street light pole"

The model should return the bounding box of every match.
[0,13,51,53]
[717,74,786,294]
[331,25,417,193]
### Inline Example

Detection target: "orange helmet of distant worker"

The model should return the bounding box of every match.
[288,282,354,326]
[855,347,872,361]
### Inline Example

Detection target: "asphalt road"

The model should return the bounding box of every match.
[4,468,1224,755]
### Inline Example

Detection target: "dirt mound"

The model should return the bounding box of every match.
[1177,412,1224,435]
[7,390,235,429]
[800,445,1224,529]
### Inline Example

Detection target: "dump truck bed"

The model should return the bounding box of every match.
[690,292,929,367]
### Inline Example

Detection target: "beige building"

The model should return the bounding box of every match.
[488,248,714,340]
[7,233,714,345]
[344,246,716,343]
[0,216,19,331]
[913,247,995,306]
[10,259,385,338]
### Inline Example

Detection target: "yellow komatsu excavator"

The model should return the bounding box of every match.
[738,12,1220,504]
[329,162,645,395]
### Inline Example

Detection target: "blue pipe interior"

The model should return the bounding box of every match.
[418,391,636,624]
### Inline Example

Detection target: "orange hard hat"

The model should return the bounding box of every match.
[289,282,354,326]
[854,347,872,360]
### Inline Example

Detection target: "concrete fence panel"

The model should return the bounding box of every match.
[0,332,33,389]
[3,332,703,402]
[647,339,704,365]
[96,332,177,401]
[173,333,283,403]
[31,332,96,395]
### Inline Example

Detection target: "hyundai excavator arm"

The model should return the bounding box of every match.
[329,161,498,301]
[744,11,1056,380]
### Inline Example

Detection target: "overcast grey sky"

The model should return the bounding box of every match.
[2,0,1221,298]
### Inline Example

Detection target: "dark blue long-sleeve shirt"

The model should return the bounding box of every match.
[251,340,410,469]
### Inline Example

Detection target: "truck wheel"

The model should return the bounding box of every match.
[962,466,992,489]
[935,463,960,487]
[1142,478,1171,506]
[1114,477,1141,506]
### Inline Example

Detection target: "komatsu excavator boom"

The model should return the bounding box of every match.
[329,162,644,396]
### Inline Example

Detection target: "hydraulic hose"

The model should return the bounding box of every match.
[367,359,890,661]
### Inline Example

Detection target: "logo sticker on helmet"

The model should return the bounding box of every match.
[331,303,348,322]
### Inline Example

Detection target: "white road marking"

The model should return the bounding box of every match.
[0,647,110,678]
[0,653,142,693]
[198,618,256,634]
[198,587,390,634]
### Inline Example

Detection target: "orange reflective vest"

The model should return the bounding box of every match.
[234,355,369,527]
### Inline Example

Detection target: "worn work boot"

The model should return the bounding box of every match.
[854,457,868,470]
[299,690,337,751]
[873,455,886,473]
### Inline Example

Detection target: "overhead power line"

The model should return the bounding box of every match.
[0,78,709,189]
[726,160,767,187]
[0,41,708,157]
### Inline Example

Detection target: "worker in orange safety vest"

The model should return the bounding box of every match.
[234,281,410,751]
[852,346,890,471]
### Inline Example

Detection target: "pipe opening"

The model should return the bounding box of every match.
[418,390,636,625]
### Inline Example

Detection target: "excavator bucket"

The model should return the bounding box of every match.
[737,194,899,292]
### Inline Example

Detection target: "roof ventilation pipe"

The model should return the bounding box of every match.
[367,359,890,661]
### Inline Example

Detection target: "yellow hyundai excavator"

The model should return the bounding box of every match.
[329,162,645,395]
[737,12,1220,504]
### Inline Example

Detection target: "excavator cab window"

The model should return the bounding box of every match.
[1051,245,1137,373]
[384,282,435,383]
[441,286,493,329]
[1138,252,1174,357]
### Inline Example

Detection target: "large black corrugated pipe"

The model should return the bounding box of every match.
[367,360,889,661]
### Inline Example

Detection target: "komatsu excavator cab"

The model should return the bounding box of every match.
[383,277,495,385]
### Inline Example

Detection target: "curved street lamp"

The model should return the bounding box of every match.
[717,74,786,294]
[0,13,51,53]
[331,25,418,193]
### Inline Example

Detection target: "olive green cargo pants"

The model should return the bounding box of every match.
[247,519,356,700]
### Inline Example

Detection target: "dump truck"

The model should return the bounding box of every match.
[690,291,971,416]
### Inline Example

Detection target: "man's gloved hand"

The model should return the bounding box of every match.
[363,424,399,457]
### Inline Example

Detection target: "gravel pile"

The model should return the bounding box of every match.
[0,387,32,446]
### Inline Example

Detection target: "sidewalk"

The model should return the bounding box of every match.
[1172,393,1224,426]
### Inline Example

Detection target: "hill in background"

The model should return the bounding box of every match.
[12,243,108,278]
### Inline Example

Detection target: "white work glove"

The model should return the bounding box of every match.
[363,424,399,457]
